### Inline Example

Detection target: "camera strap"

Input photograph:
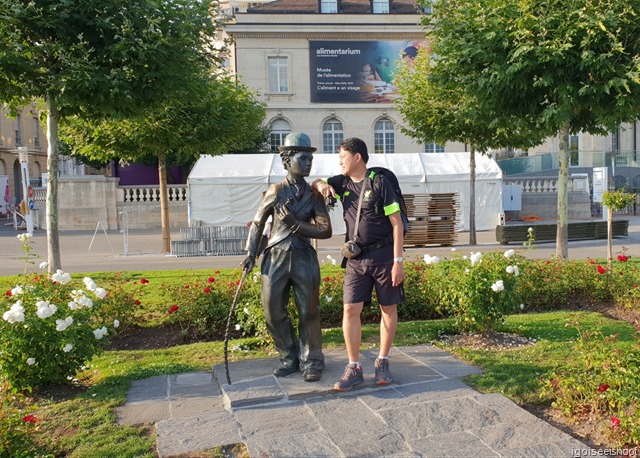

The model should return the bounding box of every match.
[351,177,368,243]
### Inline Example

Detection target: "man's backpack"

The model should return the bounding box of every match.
[336,167,409,235]
[367,167,409,236]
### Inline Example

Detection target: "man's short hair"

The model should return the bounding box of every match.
[339,137,369,163]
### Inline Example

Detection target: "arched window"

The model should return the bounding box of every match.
[269,119,291,153]
[322,120,343,154]
[374,119,395,154]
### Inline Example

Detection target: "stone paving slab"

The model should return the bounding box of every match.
[118,345,593,457]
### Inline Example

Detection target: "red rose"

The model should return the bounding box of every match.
[617,255,629,262]
[611,417,621,428]
[324,276,331,282]
[168,305,179,314]
[5,290,11,296]
[546,260,551,264]
[215,270,220,274]
[597,265,606,274]
[22,415,37,424]
[588,259,595,265]
[598,384,610,392]
[185,285,190,289]
[140,278,149,284]
[134,299,141,306]
[203,287,211,294]
[208,276,215,283]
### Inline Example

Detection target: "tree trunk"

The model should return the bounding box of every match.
[469,146,477,245]
[158,152,171,253]
[555,122,570,259]
[607,206,613,270]
[45,98,61,272]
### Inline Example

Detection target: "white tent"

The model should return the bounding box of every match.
[187,153,503,233]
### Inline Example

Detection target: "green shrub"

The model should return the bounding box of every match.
[0,235,124,390]
[162,270,239,341]
[0,383,46,457]
[540,322,640,449]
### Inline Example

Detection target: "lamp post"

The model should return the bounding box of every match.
[17,146,34,235]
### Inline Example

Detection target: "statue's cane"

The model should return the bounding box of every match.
[223,267,249,385]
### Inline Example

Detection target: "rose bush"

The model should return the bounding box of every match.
[0,235,132,390]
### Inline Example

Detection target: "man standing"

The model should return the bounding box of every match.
[242,132,332,382]
[312,137,404,391]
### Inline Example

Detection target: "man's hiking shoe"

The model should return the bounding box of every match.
[374,358,392,385]
[333,363,364,391]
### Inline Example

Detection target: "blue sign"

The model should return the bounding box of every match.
[29,199,34,210]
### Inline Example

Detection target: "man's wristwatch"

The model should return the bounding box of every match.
[393,257,404,263]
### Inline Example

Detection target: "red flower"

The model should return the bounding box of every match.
[215,270,220,274]
[185,285,190,289]
[546,260,551,264]
[207,276,215,283]
[635,285,638,289]
[203,287,211,294]
[5,290,11,296]
[168,305,179,315]
[611,417,621,428]
[22,415,37,424]
[618,255,629,262]
[597,265,606,274]
[598,384,610,392]
[588,259,595,265]
[134,299,141,306]
[140,278,149,284]
[323,276,331,282]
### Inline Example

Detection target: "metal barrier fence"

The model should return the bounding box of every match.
[170,226,249,257]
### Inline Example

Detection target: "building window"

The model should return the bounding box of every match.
[321,0,338,13]
[372,0,389,13]
[269,119,291,153]
[15,114,21,146]
[569,133,580,166]
[323,120,343,154]
[34,117,40,149]
[424,142,445,153]
[422,0,435,14]
[268,56,289,93]
[611,126,620,152]
[374,119,395,154]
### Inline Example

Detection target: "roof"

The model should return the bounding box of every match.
[247,0,421,14]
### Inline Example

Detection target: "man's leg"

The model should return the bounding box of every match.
[343,302,364,363]
[378,304,398,358]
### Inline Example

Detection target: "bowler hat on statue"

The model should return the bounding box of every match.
[278,132,317,153]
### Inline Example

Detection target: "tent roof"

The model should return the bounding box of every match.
[188,153,502,184]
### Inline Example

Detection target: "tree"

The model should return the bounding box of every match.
[0,0,222,271]
[395,47,545,244]
[61,75,267,252]
[416,0,640,258]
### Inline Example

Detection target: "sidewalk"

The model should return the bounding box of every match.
[117,346,591,457]
[2,216,640,276]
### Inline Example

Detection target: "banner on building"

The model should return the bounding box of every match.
[309,40,426,104]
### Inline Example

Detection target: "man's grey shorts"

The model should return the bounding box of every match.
[343,262,405,306]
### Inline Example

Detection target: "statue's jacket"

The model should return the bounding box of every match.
[245,178,332,256]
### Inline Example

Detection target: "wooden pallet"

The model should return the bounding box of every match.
[404,193,460,247]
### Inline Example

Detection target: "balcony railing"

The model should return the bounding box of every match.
[498,150,640,175]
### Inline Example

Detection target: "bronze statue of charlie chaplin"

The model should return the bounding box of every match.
[242,132,332,382]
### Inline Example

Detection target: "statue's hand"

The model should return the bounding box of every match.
[241,255,255,273]
[277,201,298,227]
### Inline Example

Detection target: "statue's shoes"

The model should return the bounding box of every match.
[273,364,299,377]
[303,368,321,382]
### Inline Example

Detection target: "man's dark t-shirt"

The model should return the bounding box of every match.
[327,174,400,266]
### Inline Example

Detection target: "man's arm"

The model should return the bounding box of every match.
[388,212,405,287]
[311,178,336,198]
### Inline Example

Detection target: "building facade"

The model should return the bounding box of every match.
[0,104,48,208]
[224,0,467,155]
